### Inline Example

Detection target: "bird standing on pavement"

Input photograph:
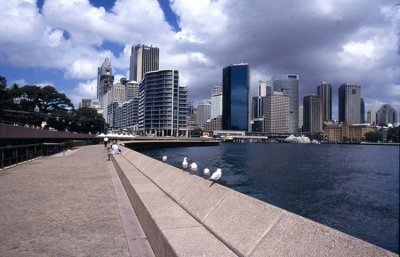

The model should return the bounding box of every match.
[209,168,222,181]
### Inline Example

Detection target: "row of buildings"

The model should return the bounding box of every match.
[81,44,398,142]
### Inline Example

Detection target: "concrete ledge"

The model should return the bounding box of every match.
[112,152,236,257]
[114,146,398,257]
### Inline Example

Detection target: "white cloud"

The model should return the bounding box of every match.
[0,0,398,113]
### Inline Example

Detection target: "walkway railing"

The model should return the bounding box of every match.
[0,143,65,169]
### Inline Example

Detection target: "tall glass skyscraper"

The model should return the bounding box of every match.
[130,44,159,82]
[97,58,114,105]
[273,74,299,133]
[222,63,249,131]
[317,81,332,121]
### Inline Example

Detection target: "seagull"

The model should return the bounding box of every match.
[203,168,210,176]
[190,162,198,172]
[182,157,188,169]
[162,155,167,162]
[209,168,222,181]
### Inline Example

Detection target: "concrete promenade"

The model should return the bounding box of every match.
[0,145,154,257]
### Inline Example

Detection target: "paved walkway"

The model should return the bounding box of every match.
[0,145,154,257]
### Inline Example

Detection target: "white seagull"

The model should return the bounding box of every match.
[203,168,210,176]
[209,168,222,181]
[190,162,198,172]
[182,157,188,169]
[162,155,167,162]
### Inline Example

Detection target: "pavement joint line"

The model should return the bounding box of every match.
[247,211,288,257]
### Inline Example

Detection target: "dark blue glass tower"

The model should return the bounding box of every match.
[222,63,249,131]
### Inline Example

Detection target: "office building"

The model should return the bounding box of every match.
[258,80,272,97]
[79,99,92,108]
[273,74,299,133]
[303,95,323,132]
[338,83,361,124]
[204,116,222,131]
[126,81,139,101]
[299,106,303,130]
[317,81,332,121]
[264,92,290,133]
[196,100,211,128]
[130,44,159,82]
[211,86,223,119]
[360,98,365,123]
[222,63,250,131]
[367,110,376,125]
[376,104,398,125]
[138,70,187,136]
[97,58,114,105]
[252,96,264,119]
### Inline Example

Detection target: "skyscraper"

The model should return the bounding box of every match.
[258,80,272,97]
[252,96,264,119]
[317,81,332,121]
[222,63,250,131]
[367,110,376,125]
[303,95,323,132]
[264,92,290,133]
[130,44,159,82]
[97,58,114,105]
[138,70,187,136]
[196,100,211,128]
[338,83,361,124]
[273,74,299,133]
[211,85,222,119]
[376,104,398,125]
[360,98,365,123]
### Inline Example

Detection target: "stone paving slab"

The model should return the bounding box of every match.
[0,145,152,257]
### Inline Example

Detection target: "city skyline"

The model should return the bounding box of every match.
[0,0,398,118]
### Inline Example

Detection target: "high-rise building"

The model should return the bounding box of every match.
[338,83,361,124]
[126,81,139,101]
[79,99,92,108]
[317,81,332,121]
[360,98,365,123]
[299,106,303,130]
[258,80,272,97]
[138,70,187,136]
[211,86,222,119]
[252,96,264,119]
[264,92,290,133]
[130,44,159,82]
[376,104,398,125]
[273,74,299,133]
[97,58,114,105]
[222,63,250,131]
[367,109,376,125]
[303,95,323,132]
[196,100,211,128]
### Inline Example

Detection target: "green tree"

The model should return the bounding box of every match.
[74,107,105,134]
[365,131,383,142]
[387,127,400,143]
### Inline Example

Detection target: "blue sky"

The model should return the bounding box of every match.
[0,0,399,118]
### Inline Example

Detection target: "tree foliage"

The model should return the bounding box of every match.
[0,75,105,134]
[387,127,400,143]
[365,131,383,142]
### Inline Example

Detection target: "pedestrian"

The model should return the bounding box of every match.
[111,140,120,155]
[104,137,109,147]
[107,145,112,161]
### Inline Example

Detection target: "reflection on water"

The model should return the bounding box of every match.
[140,143,399,253]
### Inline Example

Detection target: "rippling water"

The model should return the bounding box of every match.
[139,143,399,253]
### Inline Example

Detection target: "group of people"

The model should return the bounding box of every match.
[104,137,120,161]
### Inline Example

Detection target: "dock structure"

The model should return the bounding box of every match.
[0,144,398,257]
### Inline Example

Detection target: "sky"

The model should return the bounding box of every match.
[0,0,399,119]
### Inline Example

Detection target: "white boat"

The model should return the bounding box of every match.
[285,135,311,143]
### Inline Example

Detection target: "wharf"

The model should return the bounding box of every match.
[0,145,154,257]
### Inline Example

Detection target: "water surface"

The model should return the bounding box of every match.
[140,143,399,253]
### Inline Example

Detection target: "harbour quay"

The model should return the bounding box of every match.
[0,143,397,257]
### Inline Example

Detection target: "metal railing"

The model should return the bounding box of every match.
[0,143,65,169]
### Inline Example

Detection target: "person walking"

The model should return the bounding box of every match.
[103,137,109,147]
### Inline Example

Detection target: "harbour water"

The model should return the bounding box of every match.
[140,143,399,253]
